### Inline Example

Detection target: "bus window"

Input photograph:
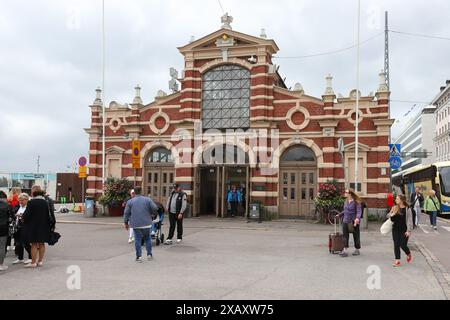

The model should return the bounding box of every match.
[440,167,450,197]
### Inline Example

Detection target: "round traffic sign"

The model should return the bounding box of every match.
[389,156,402,170]
[78,156,87,167]
[133,148,139,156]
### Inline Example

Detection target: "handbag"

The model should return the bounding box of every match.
[8,219,18,237]
[46,199,60,246]
[380,218,393,235]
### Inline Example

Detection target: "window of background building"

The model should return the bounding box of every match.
[348,157,363,193]
[201,64,250,130]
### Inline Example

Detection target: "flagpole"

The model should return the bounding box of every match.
[355,0,361,192]
[101,0,106,194]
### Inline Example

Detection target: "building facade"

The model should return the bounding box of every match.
[393,105,437,172]
[85,17,393,218]
[433,80,450,162]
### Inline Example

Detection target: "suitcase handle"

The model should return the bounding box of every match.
[330,210,341,233]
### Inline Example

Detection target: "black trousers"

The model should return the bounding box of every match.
[392,229,410,260]
[342,222,361,249]
[411,209,417,228]
[168,213,183,240]
[230,201,238,216]
[14,229,31,260]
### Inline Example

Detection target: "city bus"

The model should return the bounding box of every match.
[393,161,450,216]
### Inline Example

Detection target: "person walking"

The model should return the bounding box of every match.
[123,187,158,262]
[336,189,362,257]
[12,193,32,265]
[227,185,241,217]
[388,195,413,267]
[21,185,56,268]
[0,191,14,271]
[410,186,424,229]
[165,184,187,245]
[424,189,440,231]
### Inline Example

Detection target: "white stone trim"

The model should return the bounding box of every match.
[251,84,273,90]
[179,108,201,113]
[149,111,170,135]
[251,177,278,183]
[251,191,278,197]
[198,57,253,73]
[175,177,194,182]
[286,104,311,131]
[180,98,202,103]
[250,73,270,79]
[250,95,274,100]
[183,77,202,81]
[250,105,274,111]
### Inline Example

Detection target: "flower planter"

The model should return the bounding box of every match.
[108,206,124,217]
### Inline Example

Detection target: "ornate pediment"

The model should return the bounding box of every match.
[106,146,126,154]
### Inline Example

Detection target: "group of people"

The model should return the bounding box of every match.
[123,183,187,262]
[336,186,441,267]
[0,186,56,271]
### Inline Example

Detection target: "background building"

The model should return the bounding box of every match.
[392,105,437,172]
[0,172,57,199]
[433,80,450,162]
[85,16,393,219]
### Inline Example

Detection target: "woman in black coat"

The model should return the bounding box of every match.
[0,190,14,271]
[22,186,56,268]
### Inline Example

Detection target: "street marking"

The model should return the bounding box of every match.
[418,224,430,234]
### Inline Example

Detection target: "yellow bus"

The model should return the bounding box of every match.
[393,161,450,216]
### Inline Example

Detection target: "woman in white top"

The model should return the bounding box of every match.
[12,193,32,264]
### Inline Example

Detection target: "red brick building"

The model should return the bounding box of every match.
[85,17,393,219]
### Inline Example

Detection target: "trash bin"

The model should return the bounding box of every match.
[248,203,260,221]
[85,197,95,218]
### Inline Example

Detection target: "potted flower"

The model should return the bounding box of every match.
[98,177,134,217]
[314,179,345,224]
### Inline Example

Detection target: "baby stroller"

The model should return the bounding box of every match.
[151,202,165,246]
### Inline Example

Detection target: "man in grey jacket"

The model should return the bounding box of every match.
[124,187,158,262]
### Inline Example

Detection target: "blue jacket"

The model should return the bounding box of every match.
[123,195,158,228]
[227,190,241,203]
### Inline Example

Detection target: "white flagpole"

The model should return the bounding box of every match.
[355,0,361,192]
[101,0,106,194]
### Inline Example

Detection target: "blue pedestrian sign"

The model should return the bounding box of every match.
[388,144,401,157]
[389,156,402,170]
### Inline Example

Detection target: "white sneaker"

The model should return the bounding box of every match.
[151,231,156,236]
[12,259,23,265]
[135,257,143,263]
[23,259,32,264]
[6,246,10,251]
[128,237,134,244]
[177,239,182,244]
[164,239,173,245]
[24,263,37,268]
[0,265,8,271]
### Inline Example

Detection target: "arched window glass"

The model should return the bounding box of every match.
[202,145,249,165]
[202,65,250,130]
[281,145,316,162]
[147,147,173,163]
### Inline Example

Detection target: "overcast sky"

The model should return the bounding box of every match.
[0,0,449,173]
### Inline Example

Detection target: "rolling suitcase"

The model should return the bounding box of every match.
[329,217,344,254]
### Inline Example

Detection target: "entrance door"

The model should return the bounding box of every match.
[199,167,219,216]
[223,166,248,217]
[279,169,316,217]
[146,168,174,205]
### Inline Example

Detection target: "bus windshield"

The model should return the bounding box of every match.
[440,167,450,197]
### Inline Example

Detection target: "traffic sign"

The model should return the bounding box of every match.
[388,144,401,157]
[78,156,87,167]
[389,156,402,170]
[132,139,141,169]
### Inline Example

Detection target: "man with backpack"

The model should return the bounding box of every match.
[165,184,187,245]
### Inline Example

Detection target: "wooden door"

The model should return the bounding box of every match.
[279,169,316,217]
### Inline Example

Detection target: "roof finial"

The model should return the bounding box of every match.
[93,87,102,106]
[324,74,335,95]
[378,70,389,92]
[260,28,267,39]
[133,84,142,104]
[221,13,233,29]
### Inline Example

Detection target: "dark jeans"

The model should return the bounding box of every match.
[392,229,410,260]
[230,201,238,217]
[167,213,183,240]
[14,229,31,260]
[429,211,438,226]
[411,209,417,227]
[342,222,361,249]
[133,228,152,258]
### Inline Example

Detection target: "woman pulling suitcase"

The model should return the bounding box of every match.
[335,189,362,257]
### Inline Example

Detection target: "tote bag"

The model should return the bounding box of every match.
[380,218,393,235]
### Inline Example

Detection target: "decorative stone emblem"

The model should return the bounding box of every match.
[286,105,310,131]
[149,111,170,135]
[109,117,122,133]
[347,109,364,125]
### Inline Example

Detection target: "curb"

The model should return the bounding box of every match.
[57,220,123,226]
[414,239,450,300]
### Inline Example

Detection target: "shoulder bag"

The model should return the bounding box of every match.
[47,200,61,246]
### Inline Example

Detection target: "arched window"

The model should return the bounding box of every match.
[203,145,249,165]
[281,145,316,162]
[202,65,250,130]
[147,147,173,164]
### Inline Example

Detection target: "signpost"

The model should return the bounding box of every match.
[78,156,87,205]
[131,139,141,187]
